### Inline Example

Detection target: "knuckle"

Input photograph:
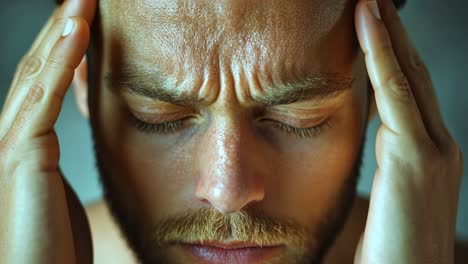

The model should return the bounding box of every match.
[54,17,68,25]
[413,135,440,161]
[17,55,44,80]
[407,53,430,76]
[422,143,443,164]
[398,133,440,167]
[26,82,46,107]
[385,151,412,170]
[382,71,413,103]
[424,139,463,172]
[415,152,441,175]
[45,55,64,70]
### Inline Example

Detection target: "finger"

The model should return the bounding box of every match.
[355,0,426,137]
[8,0,95,95]
[2,8,59,117]
[30,0,97,54]
[378,0,449,145]
[31,17,90,137]
[28,8,62,55]
[0,18,73,140]
[0,0,96,138]
[10,17,90,139]
[19,0,96,85]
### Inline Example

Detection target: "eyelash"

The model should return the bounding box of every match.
[129,114,332,138]
[129,114,185,134]
[266,119,332,138]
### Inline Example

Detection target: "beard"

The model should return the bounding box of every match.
[92,142,365,264]
[91,127,366,263]
[85,12,371,261]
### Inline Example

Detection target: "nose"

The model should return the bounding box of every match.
[195,118,265,214]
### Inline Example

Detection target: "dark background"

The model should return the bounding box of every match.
[1,0,467,240]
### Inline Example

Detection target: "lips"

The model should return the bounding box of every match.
[179,241,284,264]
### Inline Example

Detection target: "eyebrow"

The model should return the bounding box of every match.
[105,66,355,107]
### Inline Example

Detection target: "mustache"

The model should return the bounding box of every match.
[145,207,309,248]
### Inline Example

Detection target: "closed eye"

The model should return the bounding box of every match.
[128,113,192,134]
[262,118,332,138]
[128,111,333,138]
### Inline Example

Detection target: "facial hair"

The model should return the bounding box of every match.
[91,130,366,264]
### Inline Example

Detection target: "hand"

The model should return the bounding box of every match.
[354,0,463,263]
[0,0,96,263]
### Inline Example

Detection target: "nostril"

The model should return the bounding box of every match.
[199,198,211,205]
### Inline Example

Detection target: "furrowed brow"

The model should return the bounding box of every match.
[105,65,354,107]
[104,68,204,106]
[256,73,355,106]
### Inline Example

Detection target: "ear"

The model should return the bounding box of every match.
[73,56,90,119]
[367,85,377,123]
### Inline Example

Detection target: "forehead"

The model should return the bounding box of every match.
[98,0,357,83]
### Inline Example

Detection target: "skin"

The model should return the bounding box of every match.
[86,0,369,262]
[0,0,464,263]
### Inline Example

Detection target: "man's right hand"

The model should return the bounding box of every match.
[0,0,96,263]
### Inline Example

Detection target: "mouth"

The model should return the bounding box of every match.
[178,241,284,264]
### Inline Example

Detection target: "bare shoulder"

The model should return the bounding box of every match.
[85,200,138,264]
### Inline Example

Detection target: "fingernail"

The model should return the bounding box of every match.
[62,18,75,37]
[367,0,381,20]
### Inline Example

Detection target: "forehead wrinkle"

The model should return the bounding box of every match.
[103,0,354,107]
[113,0,349,69]
[116,1,223,87]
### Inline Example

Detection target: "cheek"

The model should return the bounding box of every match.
[93,85,197,218]
[93,77,366,223]
[262,100,365,224]
[121,142,196,217]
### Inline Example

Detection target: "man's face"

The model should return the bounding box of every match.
[87,0,370,263]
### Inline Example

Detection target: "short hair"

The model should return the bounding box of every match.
[54,0,407,9]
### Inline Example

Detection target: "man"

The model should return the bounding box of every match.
[0,0,466,263]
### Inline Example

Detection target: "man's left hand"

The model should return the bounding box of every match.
[354,0,463,263]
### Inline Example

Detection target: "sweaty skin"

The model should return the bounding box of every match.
[84,0,370,262]
[78,0,467,263]
[1,0,466,263]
